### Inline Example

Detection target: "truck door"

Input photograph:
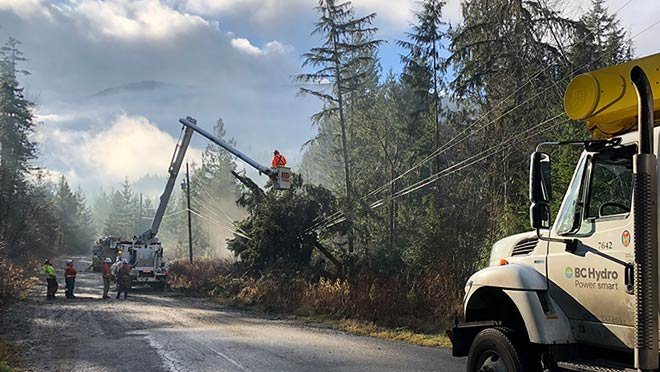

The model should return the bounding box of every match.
[547,144,635,349]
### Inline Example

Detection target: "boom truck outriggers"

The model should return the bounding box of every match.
[118,116,291,287]
[450,53,660,371]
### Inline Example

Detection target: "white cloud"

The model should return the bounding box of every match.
[34,112,80,123]
[11,0,212,41]
[181,0,416,31]
[231,37,293,56]
[231,37,262,55]
[0,0,50,19]
[264,40,294,54]
[40,115,203,189]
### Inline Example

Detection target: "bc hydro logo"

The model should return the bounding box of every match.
[565,267,574,279]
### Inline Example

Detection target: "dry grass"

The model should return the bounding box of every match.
[0,340,20,372]
[0,256,37,310]
[168,257,236,293]
[336,319,452,348]
[168,258,464,347]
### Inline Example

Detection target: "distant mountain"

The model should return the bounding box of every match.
[91,80,185,98]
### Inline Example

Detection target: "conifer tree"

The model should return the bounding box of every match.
[298,0,382,253]
[398,0,447,160]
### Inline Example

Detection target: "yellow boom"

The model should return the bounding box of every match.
[564,52,660,138]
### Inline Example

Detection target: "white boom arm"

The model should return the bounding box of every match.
[179,116,273,176]
[137,126,195,242]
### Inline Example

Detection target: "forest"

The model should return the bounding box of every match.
[0,0,639,327]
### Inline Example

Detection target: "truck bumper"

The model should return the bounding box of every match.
[447,321,497,357]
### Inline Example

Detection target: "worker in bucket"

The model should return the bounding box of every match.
[271,149,287,168]
[116,259,132,299]
[43,259,58,300]
[101,258,113,299]
[64,259,77,299]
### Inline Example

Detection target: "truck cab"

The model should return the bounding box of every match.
[450,55,660,371]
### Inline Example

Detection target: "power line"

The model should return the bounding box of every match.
[190,196,251,238]
[366,8,651,200]
[311,114,565,235]
[187,207,252,240]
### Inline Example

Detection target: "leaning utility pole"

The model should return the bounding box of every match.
[185,162,193,264]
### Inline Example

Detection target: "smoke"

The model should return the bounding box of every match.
[193,194,247,259]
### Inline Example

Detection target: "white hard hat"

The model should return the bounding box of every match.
[66,259,73,264]
[104,258,112,263]
[122,259,128,264]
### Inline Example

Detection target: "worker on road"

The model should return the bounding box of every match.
[271,149,287,168]
[102,258,113,299]
[64,259,77,299]
[44,259,58,300]
[110,256,122,283]
[116,259,131,299]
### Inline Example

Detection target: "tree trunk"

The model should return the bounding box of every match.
[332,29,354,254]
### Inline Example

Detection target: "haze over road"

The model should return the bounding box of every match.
[1,260,466,372]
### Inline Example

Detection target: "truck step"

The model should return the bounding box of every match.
[557,360,634,372]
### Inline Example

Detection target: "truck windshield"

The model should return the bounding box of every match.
[584,146,634,219]
[555,145,635,235]
[556,155,588,235]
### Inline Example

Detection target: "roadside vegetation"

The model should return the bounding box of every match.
[170,0,634,345]
[0,339,19,372]
[0,0,637,354]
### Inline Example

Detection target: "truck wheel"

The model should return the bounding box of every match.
[467,327,530,372]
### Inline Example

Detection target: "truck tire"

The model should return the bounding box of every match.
[466,327,531,372]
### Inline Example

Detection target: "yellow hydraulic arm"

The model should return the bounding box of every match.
[564,52,660,137]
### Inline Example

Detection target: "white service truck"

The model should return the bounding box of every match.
[108,116,291,289]
[450,54,660,371]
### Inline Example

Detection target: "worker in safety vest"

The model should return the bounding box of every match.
[102,258,113,299]
[43,259,58,300]
[64,259,77,299]
[116,259,132,299]
[272,149,287,168]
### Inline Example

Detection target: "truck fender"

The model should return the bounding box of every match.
[466,264,547,291]
[464,265,573,344]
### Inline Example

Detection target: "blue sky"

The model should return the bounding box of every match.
[0,0,656,197]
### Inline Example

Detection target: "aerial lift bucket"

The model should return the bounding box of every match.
[273,167,291,190]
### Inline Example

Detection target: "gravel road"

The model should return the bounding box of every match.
[1,259,466,372]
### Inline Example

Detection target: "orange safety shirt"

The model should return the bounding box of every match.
[272,154,287,167]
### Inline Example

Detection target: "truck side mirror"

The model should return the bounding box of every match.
[530,151,552,229]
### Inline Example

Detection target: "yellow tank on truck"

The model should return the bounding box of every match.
[564,52,660,138]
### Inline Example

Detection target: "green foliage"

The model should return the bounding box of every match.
[298,0,383,253]
[228,175,338,271]
[54,176,96,253]
[0,38,94,261]
[571,0,633,73]
[158,118,243,259]
[102,178,141,238]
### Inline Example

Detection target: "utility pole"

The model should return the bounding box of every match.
[186,162,193,264]
[139,193,143,232]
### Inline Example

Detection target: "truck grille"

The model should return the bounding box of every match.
[511,237,538,256]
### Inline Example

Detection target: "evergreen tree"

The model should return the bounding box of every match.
[73,187,96,252]
[397,0,447,165]
[0,38,36,246]
[571,0,632,73]
[103,179,140,238]
[53,176,96,253]
[93,189,112,235]
[297,0,382,253]
[449,0,578,236]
